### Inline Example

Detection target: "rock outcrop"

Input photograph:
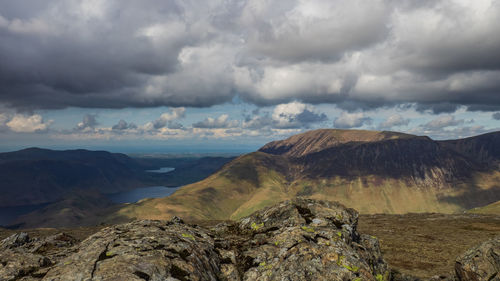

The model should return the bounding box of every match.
[1,199,391,281]
[0,232,77,280]
[455,236,500,281]
[8,198,500,281]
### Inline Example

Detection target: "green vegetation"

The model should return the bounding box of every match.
[343,264,359,272]
[251,222,264,231]
[259,261,273,270]
[337,255,344,266]
[301,226,315,233]
[110,129,500,228]
[336,254,359,272]
[181,233,195,240]
[469,200,500,215]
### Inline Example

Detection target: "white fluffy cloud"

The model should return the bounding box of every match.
[192,114,239,129]
[5,114,52,133]
[378,114,410,129]
[151,108,186,129]
[422,115,464,130]
[241,102,327,130]
[271,101,327,129]
[333,112,372,129]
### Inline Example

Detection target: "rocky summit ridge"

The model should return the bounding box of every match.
[1,199,500,281]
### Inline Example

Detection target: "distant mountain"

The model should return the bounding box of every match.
[468,200,500,215]
[259,129,415,157]
[0,148,149,207]
[111,129,500,222]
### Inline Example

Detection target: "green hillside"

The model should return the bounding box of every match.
[110,129,500,222]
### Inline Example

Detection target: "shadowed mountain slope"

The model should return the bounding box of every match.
[0,148,149,207]
[109,129,500,221]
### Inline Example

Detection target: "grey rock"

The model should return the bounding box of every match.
[455,236,500,281]
[2,199,394,281]
[228,198,390,281]
[42,220,222,281]
[0,233,76,281]
[0,232,30,249]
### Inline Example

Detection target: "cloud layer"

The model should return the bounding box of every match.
[1,113,52,133]
[1,0,500,112]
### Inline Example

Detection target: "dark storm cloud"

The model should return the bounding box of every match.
[415,103,461,114]
[295,110,327,124]
[1,0,500,112]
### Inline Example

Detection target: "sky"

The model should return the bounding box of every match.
[0,0,500,153]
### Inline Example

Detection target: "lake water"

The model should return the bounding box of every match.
[107,186,180,204]
[0,186,180,227]
[146,167,175,173]
[0,169,178,226]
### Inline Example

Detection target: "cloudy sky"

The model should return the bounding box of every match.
[1,0,499,152]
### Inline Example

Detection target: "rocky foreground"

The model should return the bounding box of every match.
[0,199,499,281]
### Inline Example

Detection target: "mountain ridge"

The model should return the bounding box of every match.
[0,147,153,207]
[259,129,418,157]
[108,129,500,223]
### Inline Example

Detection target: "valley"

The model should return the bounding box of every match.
[2,129,500,279]
[0,149,234,228]
[111,129,500,223]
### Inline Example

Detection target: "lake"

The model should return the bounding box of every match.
[146,167,175,173]
[0,186,180,227]
[107,186,180,204]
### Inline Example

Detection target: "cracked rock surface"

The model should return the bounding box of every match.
[0,232,77,281]
[455,236,500,281]
[2,198,400,280]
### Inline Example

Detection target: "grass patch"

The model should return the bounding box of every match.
[358,213,500,278]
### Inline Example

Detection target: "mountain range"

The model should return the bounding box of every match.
[0,148,234,228]
[0,148,151,207]
[109,129,500,222]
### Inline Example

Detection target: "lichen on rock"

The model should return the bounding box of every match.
[2,198,393,280]
[455,236,500,281]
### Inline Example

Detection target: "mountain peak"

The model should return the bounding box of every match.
[259,128,417,157]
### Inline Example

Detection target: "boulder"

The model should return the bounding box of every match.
[2,199,392,281]
[228,198,390,281]
[42,219,222,281]
[0,232,76,281]
[455,236,500,281]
